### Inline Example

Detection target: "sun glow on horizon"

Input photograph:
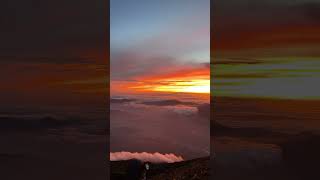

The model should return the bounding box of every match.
[152,79,210,94]
[130,79,210,94]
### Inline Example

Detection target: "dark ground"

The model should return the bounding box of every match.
[111,157,209,180]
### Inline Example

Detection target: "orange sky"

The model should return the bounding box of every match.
[1,57,107,109]
[111,64,210,95]
[211,1,320,99]
[213,25,320,53]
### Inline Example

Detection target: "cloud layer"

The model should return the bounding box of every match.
[110,151,183,163]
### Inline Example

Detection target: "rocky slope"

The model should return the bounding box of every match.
[110,157,209,180]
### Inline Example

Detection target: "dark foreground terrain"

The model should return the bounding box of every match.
[210,97,320,180]
[111,157,209,180]
[211,123,320,180]
[0,116,107,180]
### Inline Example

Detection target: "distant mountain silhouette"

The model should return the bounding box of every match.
[0,116,83,132]
[111,98,136,104]
[140,99,196,106]
[212,121,288,141]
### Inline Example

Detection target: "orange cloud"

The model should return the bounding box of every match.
[213,25,320,52]
[112,64,210,94]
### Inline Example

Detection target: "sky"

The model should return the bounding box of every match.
[110,0,210,161]
[0,1,109,178]
[111,0,210,96]
[212,2,320,173]
[0,0,108,119]
[212,0,320,99]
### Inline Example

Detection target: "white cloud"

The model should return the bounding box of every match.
[110,151,183,163]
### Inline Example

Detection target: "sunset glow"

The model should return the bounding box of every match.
[153,79,210,94]
[132,79,210,94]
[121,66,210,94]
